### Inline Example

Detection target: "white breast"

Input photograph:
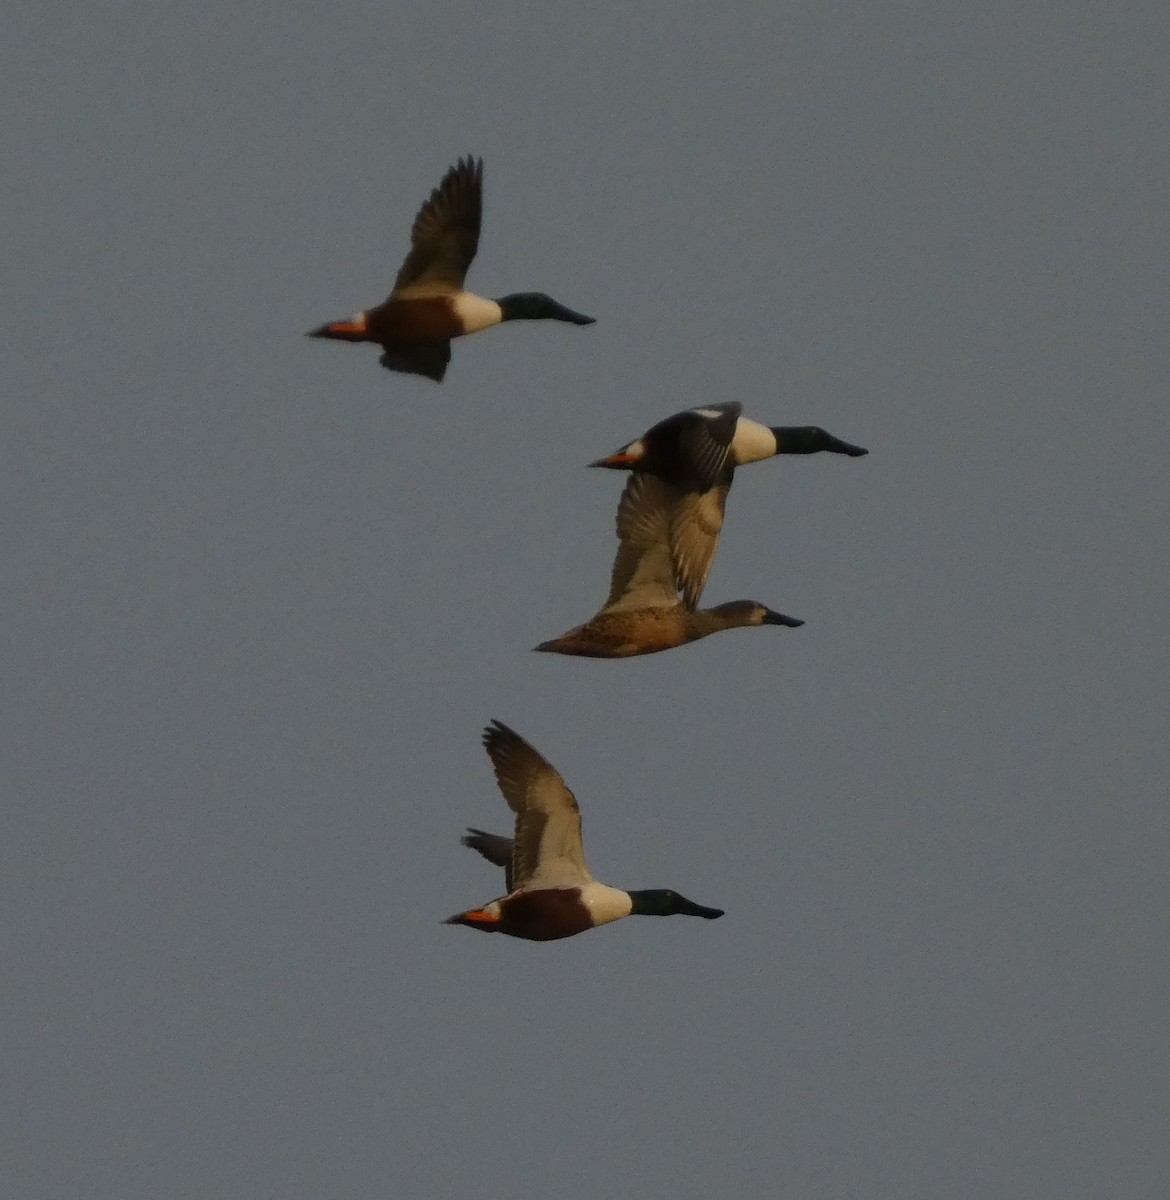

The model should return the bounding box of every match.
[579,882,634,927]
[452,293,504,334]
[730,417,778,465]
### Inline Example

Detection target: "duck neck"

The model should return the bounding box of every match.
[685,605,753,638]
[495,292,595,325]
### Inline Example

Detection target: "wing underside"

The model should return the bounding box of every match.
[379,342,452,382]
[604,472,730,611]
[390,156,483,299]
[482,721,591,891]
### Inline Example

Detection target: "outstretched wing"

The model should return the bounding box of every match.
[460,828,514,892]
[605,471,730,611]
[628,402,739,491]
[669,483,730,610]
[481,720,591,891]
[669,404,740,491]
[604,473,683,613]
[390,156,483,299]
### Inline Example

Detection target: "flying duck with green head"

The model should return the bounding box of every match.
[589,401,867,608]
[307,156,595,382]
[446,721,724,941]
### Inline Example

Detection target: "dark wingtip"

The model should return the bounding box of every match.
[460,828,485,850]
[482,719,521,748]
[771,426,869,457]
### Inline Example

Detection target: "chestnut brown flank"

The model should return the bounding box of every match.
[367,298,467,347]
[494,890,595,941]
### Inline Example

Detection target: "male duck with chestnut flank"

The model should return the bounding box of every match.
[589,401,867,608]
[535,468,803,658]
[307,157,595,382]
[446,720,724,941]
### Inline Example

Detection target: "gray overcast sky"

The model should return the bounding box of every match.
[5,4,1168,1198]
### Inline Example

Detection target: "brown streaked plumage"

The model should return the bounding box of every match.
[535,471,803,658]
[534,599,802,658]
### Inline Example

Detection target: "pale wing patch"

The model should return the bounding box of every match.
[614,472,674,547]
[604,474,682,612]
[390,157,483,298]
[671,484,730,610]
[689,402,742,421]
[523,805,593,890]
[482,722,591,890]
[511,810,550,891]
[604,540,678,613]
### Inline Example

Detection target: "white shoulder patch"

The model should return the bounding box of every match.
[451,293,504,334]
[580,882,633,927]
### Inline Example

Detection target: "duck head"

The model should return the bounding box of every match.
[707,601,805,629]
[495,292,596,325]
[627,889,724,919]
[769,425,868,457]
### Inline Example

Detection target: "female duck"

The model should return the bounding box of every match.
[446,721,724,941]
[535,470,802,657]
[308,157,594,382]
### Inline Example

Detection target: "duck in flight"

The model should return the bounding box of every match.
[588,402,868,608]
[446,720,724,941]
[535,465,803,658]
[307,156,595,382]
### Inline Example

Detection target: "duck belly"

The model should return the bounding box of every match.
[536,610,689,658]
